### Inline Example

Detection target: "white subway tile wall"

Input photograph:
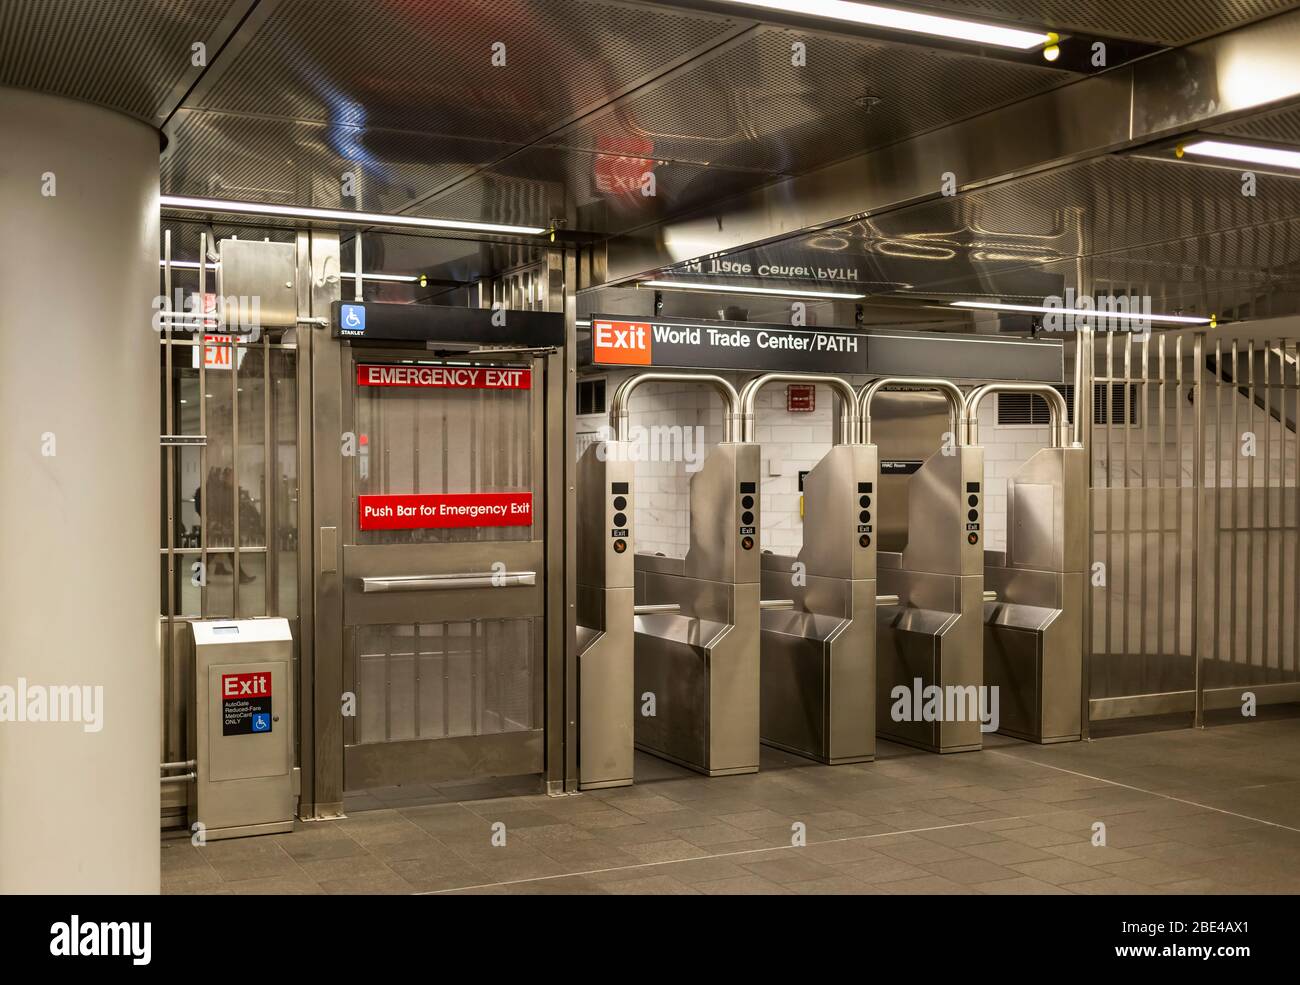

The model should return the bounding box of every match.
[576,369,1060,556]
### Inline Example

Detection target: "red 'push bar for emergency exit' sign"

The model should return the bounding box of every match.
[359,492,533,530]
[356,364,531,389]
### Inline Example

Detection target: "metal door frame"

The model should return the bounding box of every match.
[297,234,576,816]
[337,343,547,789]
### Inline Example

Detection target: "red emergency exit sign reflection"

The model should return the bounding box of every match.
[356,364,530,389]
[359,492,533,530]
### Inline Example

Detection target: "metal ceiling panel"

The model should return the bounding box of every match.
[919,0,1300,46]
[188,0,741,143]
[658,154,1300,319]
[549,25,1072,176]
[0,0,240,122]
[161,107,520,211]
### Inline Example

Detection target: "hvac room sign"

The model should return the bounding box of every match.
[588,315,867,374]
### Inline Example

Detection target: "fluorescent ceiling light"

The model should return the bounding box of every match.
[713,0,1050,49]
[951,300,1210,325]
[159,195,547,236]
[159,259,419,282]
[1179,139,1300,171]
[642,279,866,300]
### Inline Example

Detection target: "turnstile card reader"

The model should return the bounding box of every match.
[189,618,297,840]
[983,445,1086,743]
[876,445,987,754]
[576,442,635,789]
[760,443,878,764]
[635,443,761,776]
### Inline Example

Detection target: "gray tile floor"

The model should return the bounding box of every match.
[162,716,1300,895]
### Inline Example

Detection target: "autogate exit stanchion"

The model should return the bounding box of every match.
[189,618,298,840]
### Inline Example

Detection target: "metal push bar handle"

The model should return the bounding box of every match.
[857,378,965,446]
[361,571,537,593]
[760,598,795,610]
[738,373,860,444]
[608,372,742,442]
[962,383,1074,448]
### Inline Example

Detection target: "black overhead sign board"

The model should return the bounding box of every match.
[580,314,1064,383]
[333,301,565,348]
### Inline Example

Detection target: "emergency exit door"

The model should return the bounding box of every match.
[338,348,545,789]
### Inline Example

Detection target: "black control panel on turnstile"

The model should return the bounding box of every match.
[739,481,756,550]
[610,481,630,553]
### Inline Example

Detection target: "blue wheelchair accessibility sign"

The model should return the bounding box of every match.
[340,303,366,336]
[251,712,272,733]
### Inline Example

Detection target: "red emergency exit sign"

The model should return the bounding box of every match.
[356,364,531,389]
[359,492,533,530]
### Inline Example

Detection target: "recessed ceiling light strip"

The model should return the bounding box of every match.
[159,195,547,236]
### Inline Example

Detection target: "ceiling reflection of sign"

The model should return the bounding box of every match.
[594,135,656,198]
[358,492,533,530]
[787,384,815,412]
[356,364,531,389]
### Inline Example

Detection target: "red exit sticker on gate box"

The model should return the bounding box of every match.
[356,364,531,389]
[359,492,533,530]
[221,672,272,736]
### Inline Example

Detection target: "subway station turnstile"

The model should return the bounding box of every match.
[591,373,762,777]
[964,385,1085,744]
[741,374,878,765]
[864,379,987,754]
[576,441,635,789]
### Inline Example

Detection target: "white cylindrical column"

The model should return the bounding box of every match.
[0,87,160,892]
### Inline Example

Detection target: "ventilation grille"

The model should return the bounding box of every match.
[577,377,606,417]
[996,384,1139,427]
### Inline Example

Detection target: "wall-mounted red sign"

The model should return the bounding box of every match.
[592,319,652,365]
[786,384,816,412]
[356,364,531,389]
[359,492,533,530]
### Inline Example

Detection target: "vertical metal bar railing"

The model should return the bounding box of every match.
[1230,339,1239,686]
[264,328,274,616]
[1139,332,1149,685]
[1247,344,1255,679]
[1192,332,1205,727]
[1293,339,1300,681]
[1263,341,1272,684]
[232,312,241,619]
[1175,335,1185,697]
[1157,333,1166,685]
[199,236,209,619]
[1104,331,1114,699]
[1122,334,1132,688]
[1214,337,1223,680]
[163,230,175,767]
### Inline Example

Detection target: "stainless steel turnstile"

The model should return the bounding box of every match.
[607,373,762,777]
[576,441,635,789]
[863,378,987,754]
[740,374,878,765]
[964,385,1086,744]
